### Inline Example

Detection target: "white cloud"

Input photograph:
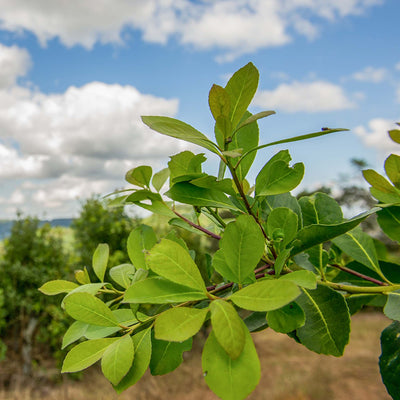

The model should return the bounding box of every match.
[0,0,382,60]
[0,43,31,88]
[351,66,388,83]
[254,80,355,113]
[354,118,400,156]
[0,43,194,218]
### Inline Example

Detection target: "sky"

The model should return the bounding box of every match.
[0,0,399,219]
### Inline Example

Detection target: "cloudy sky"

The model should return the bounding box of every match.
[0,0,398,219]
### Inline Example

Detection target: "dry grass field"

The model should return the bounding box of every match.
[0,312,392,400]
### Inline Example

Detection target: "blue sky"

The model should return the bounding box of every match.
[0,0,398,219]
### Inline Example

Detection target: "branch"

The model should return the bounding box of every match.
[173,210,221,240]
[330,263,388,286]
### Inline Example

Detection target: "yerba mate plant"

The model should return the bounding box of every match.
[41,63,400,400]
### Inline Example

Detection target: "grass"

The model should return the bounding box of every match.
[0,312,392,400]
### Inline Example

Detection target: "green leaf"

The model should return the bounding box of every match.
[243,312,268,333]
[150,335,192,376]
[62,338,119,373]
[127,225,157,270]
[295,285,350,356]
[384,290,400,321]
[168,151,206,184]
[39,280,79,295]
[210,300,245,360]
[215,115,233,146]
[363,169,398,193]
[273,248,291,276]
[64,292,119,327]
[109,263,136,289]
[234,110,275,133]
[379,321,400,400]
[209,84,231,122]
[227,111,259,181]
[369,187,400,204]
[64,283,104,300]
[114,328,152,393]
[101,334,134,385]
[332,227,385,279]
[92,243,109,282]
[256,153,304,197]
[154,307,208,342]
[62,321,88,349]
[152,168,170,192]
[279,270,317,289]
[230,280,301,311]
[225,62,259,129]
[385,154,400,188]
[202,322,260,400]
[267,302,305,333]
[85,309,138,340]
[267,207,298,250]
[377,206,400,242]
[123,277,207,304]
[146,239,207,292]
[299,192,343,226]
[141,116,220,155]
[290,208,379,255]
[262,193,303,229]
[190,175,236,196]
[213,215,265,284]
[389,128,400,144]
[125,165,152,188]
[166,182,239,211]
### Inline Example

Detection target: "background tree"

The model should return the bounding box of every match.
[0,214,71,374]
[71,196,137,269]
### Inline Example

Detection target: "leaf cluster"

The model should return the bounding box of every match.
[41,64,400,400]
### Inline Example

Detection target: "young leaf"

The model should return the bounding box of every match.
[150,335,192,375]
[168,151,206,183]
[125,165,152,188]
[146,239,207,292]
[256,159,304,197]
[273,248,292,276]
[154,307,208,342]
[39,280,79,295]
[64,292,119,327]
[230,280,301,311]
[296,285,350,357]
[127,225,157,270]
[62,321,89,349]
[225,62,259,130]
[383,290,400,321]
[101,334,134,385]
[210,300,245,360]
[114,328,152,393]
[379,321,400,400]
[141,116,220,155]
[123,277,207,304]
[92,243,109,282]
[166,182,240,211]
[202,323,260,400]
[109,263,136,289]
[266,207,298,250]
[267,302,305,334]
[62,338,119,373]
[228,111,259,181]
[209,84,231,122]
[213,215,265,284]
[377,206,400,242]
[152,167,170,192]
